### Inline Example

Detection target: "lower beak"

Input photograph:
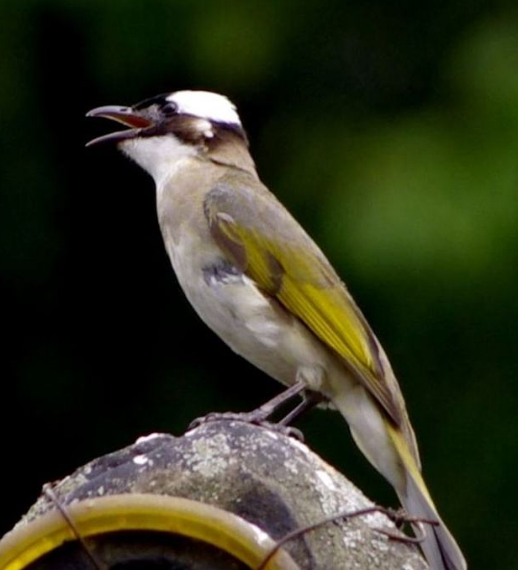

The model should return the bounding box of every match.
[86,105,154,146]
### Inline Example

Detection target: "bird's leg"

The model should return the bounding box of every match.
[246,380,307,422]
[277,390,327,426]
[189,381,307,436]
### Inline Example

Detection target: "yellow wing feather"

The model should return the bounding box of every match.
[206,183,404,425]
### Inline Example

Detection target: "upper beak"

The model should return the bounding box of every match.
[86,105,154,147]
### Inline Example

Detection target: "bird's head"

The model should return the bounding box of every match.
[87,90,251,181]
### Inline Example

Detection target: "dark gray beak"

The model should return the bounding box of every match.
[86,105,154,146]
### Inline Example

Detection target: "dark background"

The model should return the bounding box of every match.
[1,1,517,568]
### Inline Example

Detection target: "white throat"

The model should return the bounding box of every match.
[120,135,197,185]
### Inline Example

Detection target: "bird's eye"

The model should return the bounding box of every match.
[161,102,178,117]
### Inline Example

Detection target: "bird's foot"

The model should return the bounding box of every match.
[188,411,305,441]
[189,382,309,440]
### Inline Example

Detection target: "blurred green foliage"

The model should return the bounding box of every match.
[1,1,517,568]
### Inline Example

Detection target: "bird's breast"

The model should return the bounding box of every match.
[168,230,281,348]
[160,228,335,387]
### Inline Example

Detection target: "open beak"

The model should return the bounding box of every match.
[86,105,154,147]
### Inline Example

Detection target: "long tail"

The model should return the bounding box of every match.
[387,424,467,570]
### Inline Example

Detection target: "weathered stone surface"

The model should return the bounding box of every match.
[21,420,427,569]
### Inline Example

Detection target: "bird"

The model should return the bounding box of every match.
[87,90,466,570]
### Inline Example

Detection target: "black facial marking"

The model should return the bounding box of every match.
[130,94,249,147]
[202,259,242,286]
[133,93,170,111]
[161,101,178,116]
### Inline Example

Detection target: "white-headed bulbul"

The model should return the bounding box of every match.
[87,90,466,570]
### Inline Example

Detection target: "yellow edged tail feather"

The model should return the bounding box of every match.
[387,424,467,570]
